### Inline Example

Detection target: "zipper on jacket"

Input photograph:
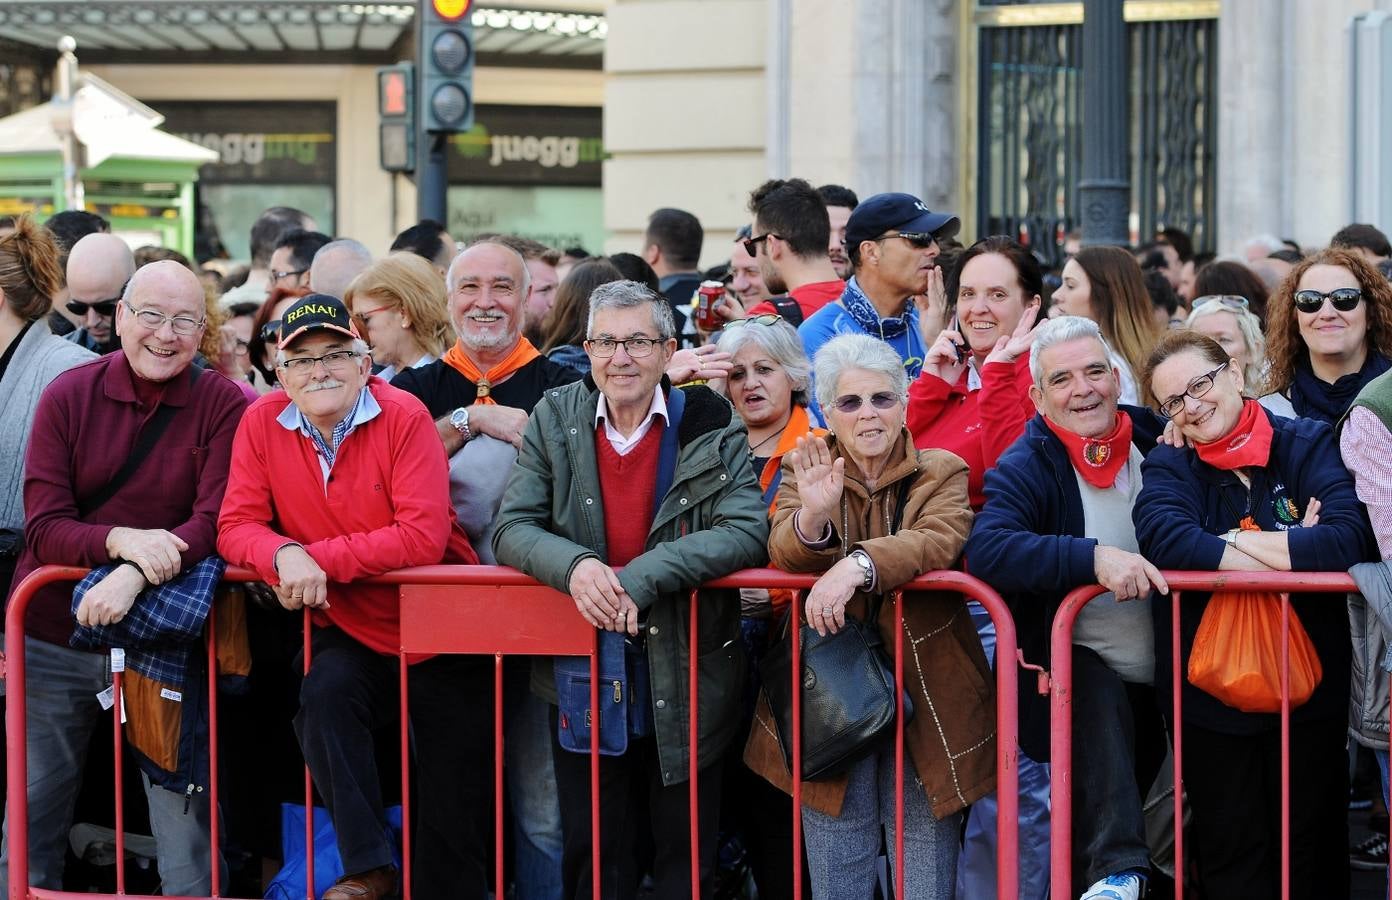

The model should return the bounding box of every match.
[612,680,622,703]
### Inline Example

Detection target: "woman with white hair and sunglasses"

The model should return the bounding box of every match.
[744,333,994,898]
[1184,294,1282,410]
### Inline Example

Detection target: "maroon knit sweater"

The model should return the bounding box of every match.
[13,353,248,645]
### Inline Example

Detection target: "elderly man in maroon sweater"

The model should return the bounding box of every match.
[1,259,248,896]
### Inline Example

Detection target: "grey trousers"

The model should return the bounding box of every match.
[0,637,221,895]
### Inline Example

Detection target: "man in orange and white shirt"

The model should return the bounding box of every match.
[391,240,579,899]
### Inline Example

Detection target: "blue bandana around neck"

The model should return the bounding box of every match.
[841,276,912,340]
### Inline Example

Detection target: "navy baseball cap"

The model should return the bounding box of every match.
[276,293,360,350]
[843,192,961,249]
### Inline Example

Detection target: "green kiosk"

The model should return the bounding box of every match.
[0,75,216,258]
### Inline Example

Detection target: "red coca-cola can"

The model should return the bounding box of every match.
[695,280,725,331]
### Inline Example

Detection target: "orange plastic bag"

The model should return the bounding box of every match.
[1186,589,1323,713]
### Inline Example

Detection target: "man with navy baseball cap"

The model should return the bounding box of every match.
[797,191,959,423]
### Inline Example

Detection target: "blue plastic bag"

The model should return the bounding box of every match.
[264,803,402,899]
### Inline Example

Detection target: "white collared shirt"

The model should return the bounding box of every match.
[594,386,668,456]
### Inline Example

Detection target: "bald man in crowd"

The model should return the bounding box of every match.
[64,233,135,355]
[310,239,374,300]
[1,260,248,895]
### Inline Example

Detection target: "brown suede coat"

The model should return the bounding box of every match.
[743,429,997,819]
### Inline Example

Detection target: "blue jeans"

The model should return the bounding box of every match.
[801,746,960,899]
[506,676,564,900]
[956,601,1052,900]
[0,637,221,895]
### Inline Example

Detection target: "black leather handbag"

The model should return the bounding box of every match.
[759,478,915,782]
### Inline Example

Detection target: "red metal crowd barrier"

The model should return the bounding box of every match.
[1048,571,1363,900]
[4,565,1020,900]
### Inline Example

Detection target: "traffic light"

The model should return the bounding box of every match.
[376,63,415,172]
[418,0,474,134]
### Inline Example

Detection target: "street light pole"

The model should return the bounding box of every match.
[1078,0,1129,246]
[51,35,85,211]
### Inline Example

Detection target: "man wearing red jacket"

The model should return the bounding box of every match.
[217,294,481,900]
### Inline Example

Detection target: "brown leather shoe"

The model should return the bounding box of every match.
[322,865,399,900]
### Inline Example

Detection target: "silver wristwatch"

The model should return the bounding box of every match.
[449,406,473,442]
[849,549,874,590]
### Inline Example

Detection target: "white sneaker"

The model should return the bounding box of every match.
[1079,872,1143,900]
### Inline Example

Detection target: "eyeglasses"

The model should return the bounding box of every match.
[831,391,901,414]
[722,314,784,329]
[278,349,362,374]
[875,232,939,250]
[586,337,661,358]
[66,297,119,318]
[260,320,282,344]
[742,233,779,257]
[1192,294,1250,312]
[355,304,394,327]
[271,267,308,283]
[1158,363,1229,419]
[1293,287,1363,314]
[121,300,205,336]
[232,338,249,356]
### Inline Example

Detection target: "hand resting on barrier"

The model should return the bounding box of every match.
[569,557,637,634]
[803,554,862,636]
[106,526,188,584]
[273,544,330,610]
[75,562,146,626]
[1092,545,1169,601]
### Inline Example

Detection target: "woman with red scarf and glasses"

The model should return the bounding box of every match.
[1135,330,1374,898]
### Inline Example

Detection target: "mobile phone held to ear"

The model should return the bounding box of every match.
[950,314,964,363]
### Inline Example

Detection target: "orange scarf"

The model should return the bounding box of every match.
[442,337,540,404]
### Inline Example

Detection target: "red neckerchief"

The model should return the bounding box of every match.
[1044,411,1133,488]
[1194,398,1273,470]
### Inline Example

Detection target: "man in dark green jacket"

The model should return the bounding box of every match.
[494,280,768,899]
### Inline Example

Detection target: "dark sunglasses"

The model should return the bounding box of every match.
[1293,287,1362,314]
[832,391,900,414]
[742,232,779,257]
[66,298,119,317]
[876,231,938,250]
[260,319,282,344]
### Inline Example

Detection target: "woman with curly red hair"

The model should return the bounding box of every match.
[1260,247,1392,423]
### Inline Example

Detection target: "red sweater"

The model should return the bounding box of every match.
[906,353,1035,509]
[595,425,661,566]
[16,353,248,645]
[217,377,476,656]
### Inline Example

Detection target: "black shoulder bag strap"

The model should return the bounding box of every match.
[78,366,204,518]
[769,295,804,327]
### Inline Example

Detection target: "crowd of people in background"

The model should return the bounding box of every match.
[1,186,1391,900]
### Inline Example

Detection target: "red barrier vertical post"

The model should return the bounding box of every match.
[207,605,221,897]
[399,653,412,900]
[494,653,505,900]
[688,589,700,899]
[4,566,89,900]
[892,592,905,900]
[790,590,803,900]
[112,659,127,896]
[304,608,315,900]
[590,636,601,900]
[1279,594,1291,900]
[1172,589,1184,895]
